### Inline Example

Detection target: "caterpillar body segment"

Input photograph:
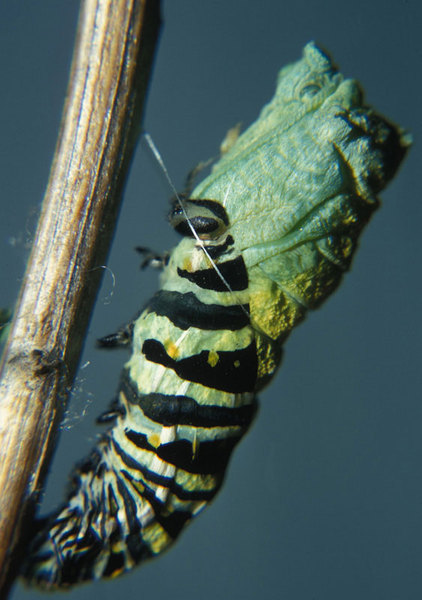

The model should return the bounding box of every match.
[23,42,409,589]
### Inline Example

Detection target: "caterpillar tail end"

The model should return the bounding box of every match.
[21,504,151,590]
[21,508,101,590]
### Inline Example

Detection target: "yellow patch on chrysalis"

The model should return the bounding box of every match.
[220,122,242,155]
[207,350,219,367]
[233,360,240,368]
[248,267,305,342]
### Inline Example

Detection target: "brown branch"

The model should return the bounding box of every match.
[0,0,161,593]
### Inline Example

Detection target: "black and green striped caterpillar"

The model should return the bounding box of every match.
[23,42,410,589]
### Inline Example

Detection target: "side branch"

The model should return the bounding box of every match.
[0,0,161,591]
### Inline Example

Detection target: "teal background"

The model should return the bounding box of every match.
[1,2,420,599]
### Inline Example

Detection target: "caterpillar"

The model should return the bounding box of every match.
[22,42,410,589]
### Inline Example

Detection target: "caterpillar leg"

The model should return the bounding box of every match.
[97,326,133,349]
[135,246,168,270]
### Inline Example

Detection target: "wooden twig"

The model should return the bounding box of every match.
[0,0,161,593]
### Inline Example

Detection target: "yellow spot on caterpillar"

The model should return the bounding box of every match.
[207,350,219,367]
[148,433,161,448]
[192,431,199,459]
[108,542,127,577]
[110,566,125,579]
[130,479,145,495]
[164,339,179,359]
[234,360,240,368]
[108,491,118,514]
[111,541,125,553]
[182,257,193,271]
[143,521,172,555]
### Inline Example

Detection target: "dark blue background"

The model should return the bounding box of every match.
[2,2,421,599]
